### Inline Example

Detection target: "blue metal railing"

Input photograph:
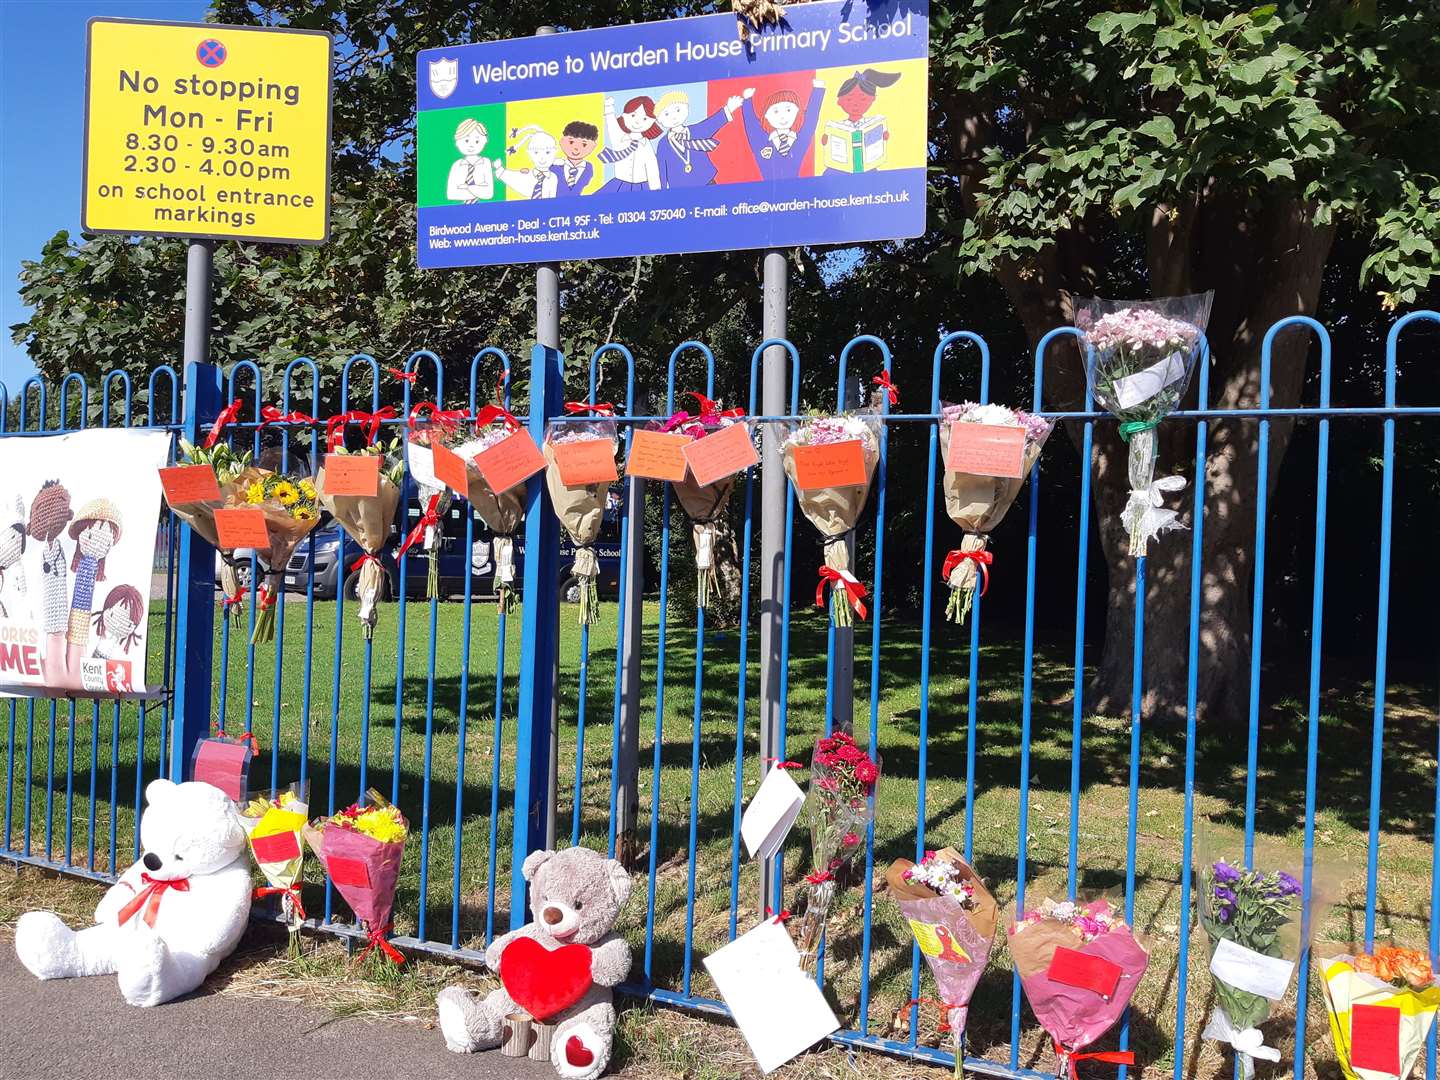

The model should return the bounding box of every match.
[0,311,1436,1080]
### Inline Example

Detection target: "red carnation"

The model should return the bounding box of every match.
[854,760,879,785]
[832,731,855,746]
[842,831,861,847]
[837,744,864,764]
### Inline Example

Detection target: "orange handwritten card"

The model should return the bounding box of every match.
[551,438,618,486]
[947,422,1026,479]
[684,422,758,487]
[790,441,867,491]
[213,508,271,551]
[475,430,546,496]
[432,442,471,494]
[626,430,690,482]
[320,454,379,497]
[159,464,221,506]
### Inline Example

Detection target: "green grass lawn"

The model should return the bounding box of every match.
[2,596,1433,1079]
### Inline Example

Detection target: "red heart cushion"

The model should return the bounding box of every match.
[500,936,593,1021]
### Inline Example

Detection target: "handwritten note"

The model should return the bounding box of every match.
[625,430,690,482]
[740,766,805,861]
[551,438,618,487]
[213,508,271,551]
[320,454,380,497]
[475,429,547,496]
[685,422,759,487]
[432,441,471,494]
[159,464,221,506]
[947,422,1026,478]
[790,441,867,491]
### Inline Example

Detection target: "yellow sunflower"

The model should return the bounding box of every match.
[272,481,300,506]
[299,479,317,499]
[292,505,317,521]
[245,481,265,504]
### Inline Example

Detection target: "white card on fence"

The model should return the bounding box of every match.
[1112,351,1188,410]
[703,918,840,1073]
[1209,937,1296,1001]
[741,767,805,860]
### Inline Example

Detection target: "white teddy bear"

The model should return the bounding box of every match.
[14,778,252,1006]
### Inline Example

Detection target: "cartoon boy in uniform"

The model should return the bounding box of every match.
[552,121,599,197]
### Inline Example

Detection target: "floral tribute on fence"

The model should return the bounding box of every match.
[1076,293,1212,556]
[227,464,320,644]
[318,414,403,638]
[1315,945,1440,1080]
[938,402,1052,624]
[795,730,879,973]
[304,789,408,966]
[240,783,309,954]
[543,404,619,625]
[1007,895,1148,1079]
[403,402,471,600]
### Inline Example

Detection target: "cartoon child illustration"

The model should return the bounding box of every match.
[740,79,825,181]
[0,496,27,620]
[822,68,902,173]
[27,480,72,685]
[496,125,560,199]
[66,498,122,673]
[597,96,663,192]
[92,583,143,661]
[553,121,599,197]
[653,90,743,188]
[446,118,498,203]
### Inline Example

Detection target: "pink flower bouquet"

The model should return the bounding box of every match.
[304,789,408,966]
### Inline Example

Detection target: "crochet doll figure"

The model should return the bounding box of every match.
[67,499,123,674]
[92,584,143,660]
[27,480,73,685]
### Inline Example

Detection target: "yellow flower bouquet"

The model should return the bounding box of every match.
[225,466,321,644]
[303,790,409,966]
[240,783,310,952]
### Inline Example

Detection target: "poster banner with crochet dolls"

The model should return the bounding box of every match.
[0,429,170,697]
[415,0,927,267]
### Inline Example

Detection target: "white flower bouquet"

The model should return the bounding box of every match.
[543,408,619,625]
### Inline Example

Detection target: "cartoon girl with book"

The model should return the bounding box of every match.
[739,79,825,181]
[821,68,902,172]
[597,96,663,192]
[496,125,560,199]
[92,584,143,660]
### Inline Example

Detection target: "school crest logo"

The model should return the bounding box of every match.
[428,57,459,100]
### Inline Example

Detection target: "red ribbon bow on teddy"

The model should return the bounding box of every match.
[396,494,441,559]
[942,548,993,596]
[203,399,244,449]
[116,873,191,929]
[816,566,869,620]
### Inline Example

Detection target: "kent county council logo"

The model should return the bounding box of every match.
[197,38,228,68]
[429,56,459,100]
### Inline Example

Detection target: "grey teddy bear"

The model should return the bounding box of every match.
[438,846,632,1079]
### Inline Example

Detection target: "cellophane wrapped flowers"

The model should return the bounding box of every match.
[543,413,619,626]
[451,406,528,615]
[303,789,408,966]
[230,467,321,644]
[317,438,404,639]
[404,406,467,600]
[240,783,310,953]
[781,411,881,627]
[166,439,252,620]
[796,731,879,973]
[1007,896,1148,1078]
[1076,293,1212,556]
[937,403,1052,624]
[1316,945,1440,1080]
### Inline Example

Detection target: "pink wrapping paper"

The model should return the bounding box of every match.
[305,821,404,930]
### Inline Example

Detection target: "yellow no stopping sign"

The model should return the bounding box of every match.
[84,19,332,244]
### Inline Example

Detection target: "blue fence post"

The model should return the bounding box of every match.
[512,342,562,928]
[168,361,221,781]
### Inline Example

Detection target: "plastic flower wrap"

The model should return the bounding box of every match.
[1008,895,1148,1078]
[163,435,253,619]
[227,466,321,644]
[887,848,998,1076]
[780,405,882,628]
[1075,293,1212,556]
[317,427,403,639]
[1315,945,1440,1080]
[937,402,1052,624]
[543,406,619,625]
[404,403,469,600]
[303,789,408,965]
[451,399,530,615]
[796,730,879,973]
[240,783,310,950]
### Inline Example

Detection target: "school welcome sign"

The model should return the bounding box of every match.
[415,0,928,267]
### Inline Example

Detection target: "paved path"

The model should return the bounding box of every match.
[0,945,552,1080]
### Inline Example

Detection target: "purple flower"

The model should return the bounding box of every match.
[1274,871,1302,897]
[1213,886,1237,906]
[1217,906,1232,924]
[1212,860,1241,885]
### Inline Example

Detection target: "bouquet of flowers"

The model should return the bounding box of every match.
[404,403,469,600]
[163,437,253,617]
[1315,945,1440,1080]
[304,789,408,966]
[1075,293,1212,556]
[240,783,310,953]
[887,848,998,1077]
[781,405,883,628]
[318,433,404,639]
[451,401,530,615]
[796,730,879,973]
[1007,895,1148,1078]
[228,466,321,644]
[543,407,619,625]
[937,403,1052,624]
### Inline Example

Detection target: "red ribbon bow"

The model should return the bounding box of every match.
[660,410,693,433]
[116,873,191,929]
[203,399,244,449]
[805,868,833,885]
[326,407,397,452]
[763,757,804,770]
[564,401,615,417]
[258,586,277,611]
[473,403,522,433]
[386,367,418,384]
[941,548,993,595]
[764,907,793,923]
[408,402,470,431]
[816,566,869,620]
[1054,1041,1134,1080]
[254,884,307,922]
[903,997,966,1036]
[259,405,317,427]
[209,725,260,755]
[396,494,441,559]
[872,371,899,406]
[350,553,382,574]
[356,921,405,966]
[687,392,745,424]
[221,586,248,611]
[494,369,510,407]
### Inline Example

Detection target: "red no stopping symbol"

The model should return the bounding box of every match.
[197,39,227,67]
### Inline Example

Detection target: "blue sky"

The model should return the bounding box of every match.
[0,0,210,389]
